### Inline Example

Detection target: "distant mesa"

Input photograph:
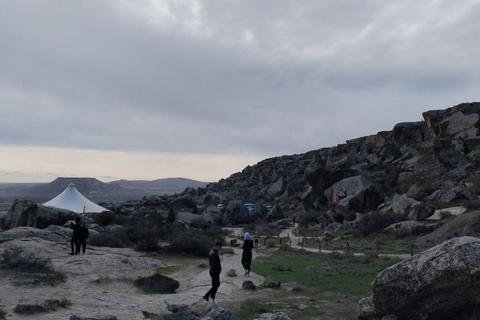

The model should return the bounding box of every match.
[0,177,210,204]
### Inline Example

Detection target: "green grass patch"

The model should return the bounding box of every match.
[146,254,205,275]
[254,249,397,297]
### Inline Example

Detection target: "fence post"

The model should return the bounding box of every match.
[376,240,379,255]
[346,241,350,254]
[319,242,321,253]
[301,241,304,250]
[410,244,414,257]
[325,238,328,248]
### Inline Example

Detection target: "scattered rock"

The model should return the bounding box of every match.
[206,307,232,320]
[262,277,281,288]
[253,312,292,320]
[225,269,237,277]
[134,273,180,293]
[70,315,118,320]
[242,280,256,290]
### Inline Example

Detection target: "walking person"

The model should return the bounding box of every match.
[76,222,89,254]
[242,232,254,276]
[203,241,222,306]
[254,230,260,248]
[69,216,81,255]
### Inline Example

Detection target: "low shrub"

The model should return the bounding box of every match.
[0,249,66,283]
[165,229,213,256]
[265,239,276,248]
[93,211,116,226]
[88,232,125,248]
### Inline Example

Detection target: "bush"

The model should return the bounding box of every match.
[94,211,116,226]
[265,239,276,248]
[165,229,214,256]
[88,232,125,248]
[119,226,161,252]
[0,249,66,283]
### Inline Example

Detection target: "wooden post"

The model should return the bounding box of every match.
[301,242,304,250]
[410,244,414,257]
[325,238,328,248]
[346,241,350,254]
[289,239,292,247]
[376,240,379,255]
[319,242,321,253]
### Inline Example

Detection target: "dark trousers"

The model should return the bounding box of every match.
[205,271,220,300]
[76,240,86,254]
[70,238,77,254]
[242,249,252,271]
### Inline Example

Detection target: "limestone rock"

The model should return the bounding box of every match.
[225,269,237,277]
[242,280,256,290]
[36,204,75,228]
[391,194,418,215]
[14,299,70,314]
[383,221,437,237]
[262,277,281,288]
[358,237,480,320]
[253,312,292,320]
[134,273,180,293]
[70,315,118,320]
[407,202,435,221]
[6,200,37,229]
[206,307,232,320]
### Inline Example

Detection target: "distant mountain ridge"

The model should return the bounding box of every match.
[0,177,210,204]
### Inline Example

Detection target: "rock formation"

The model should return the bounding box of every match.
[357,237,480,320]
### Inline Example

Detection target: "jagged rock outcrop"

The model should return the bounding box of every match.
[102,102,480,229]
[5,199,37,229]
[357,237,480,320]
[36,204,76,228]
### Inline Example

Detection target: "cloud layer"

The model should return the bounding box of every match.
[1,1,479,182]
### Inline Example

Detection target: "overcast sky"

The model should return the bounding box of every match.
[1,0,479,183]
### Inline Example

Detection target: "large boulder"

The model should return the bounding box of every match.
[36,204,76,228]
[133,273,179,293]
[223,200,251,225]
[391,194,418,215]
[358,237,480,320]
[5,200,37,229]
[407,202,435,221]
[324,175,379,205]
[383,220,437,237]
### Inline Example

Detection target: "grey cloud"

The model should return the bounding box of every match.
[0,1,479,160]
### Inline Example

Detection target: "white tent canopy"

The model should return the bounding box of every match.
[43,183,108,213]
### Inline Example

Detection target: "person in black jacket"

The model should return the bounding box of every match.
[241,232,254,276]
[203,241,222,305]
[69,216,81,255]
[75,222,89,254]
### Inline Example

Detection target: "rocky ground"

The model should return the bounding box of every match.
[0,230,265,320]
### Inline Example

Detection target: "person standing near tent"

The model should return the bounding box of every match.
[76,222,89,254]
[203,241,222,306]
[241,232,254,276]
[69,216,81,255]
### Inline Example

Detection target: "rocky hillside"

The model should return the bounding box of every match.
[154,102,480,229]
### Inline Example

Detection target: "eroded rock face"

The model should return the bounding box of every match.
[6,200,37,229]
[358,237,480,320]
